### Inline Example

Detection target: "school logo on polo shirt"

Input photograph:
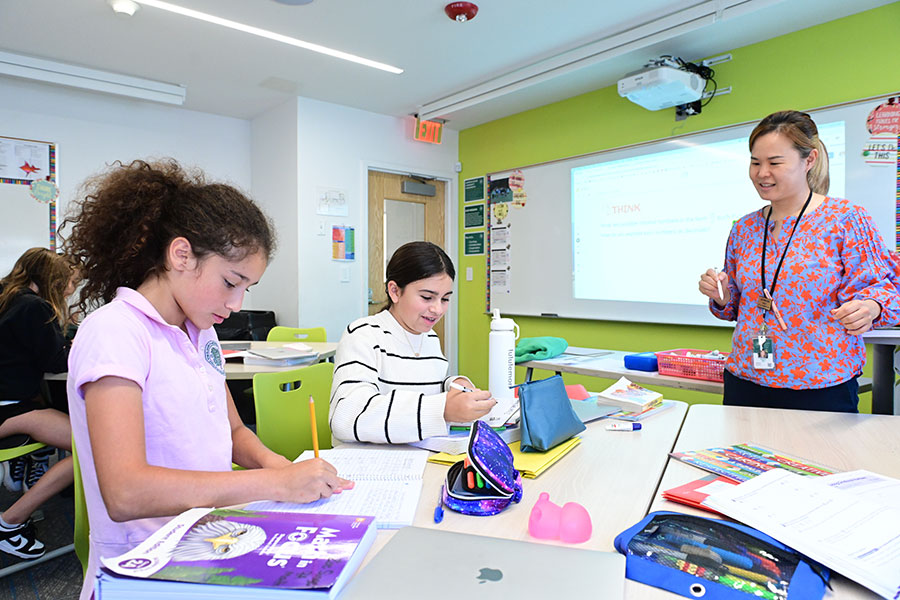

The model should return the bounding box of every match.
[205,341,226,375]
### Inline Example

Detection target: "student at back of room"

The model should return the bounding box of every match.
[329,241,495,444]
[61,159,352,600]
[0,247,77,560]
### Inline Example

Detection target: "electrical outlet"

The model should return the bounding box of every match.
[340,266,350,282]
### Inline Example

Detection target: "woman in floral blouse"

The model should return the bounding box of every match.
[699,110,900,412]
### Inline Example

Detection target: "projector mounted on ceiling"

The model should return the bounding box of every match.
[617,56,715,115]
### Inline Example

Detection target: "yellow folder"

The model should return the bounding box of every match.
[426,436,581,478]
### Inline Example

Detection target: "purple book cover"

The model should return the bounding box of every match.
[104,508,375,590]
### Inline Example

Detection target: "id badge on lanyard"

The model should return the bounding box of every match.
[752,322,775,370]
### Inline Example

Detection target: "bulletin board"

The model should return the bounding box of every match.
[0,136,58,276]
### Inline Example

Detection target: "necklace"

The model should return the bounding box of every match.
[402,330,424,357]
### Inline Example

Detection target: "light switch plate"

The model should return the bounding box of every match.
[466,267,473,281]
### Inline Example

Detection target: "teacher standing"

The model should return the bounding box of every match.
[699,110,900,412]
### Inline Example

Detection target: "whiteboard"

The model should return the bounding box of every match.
[487,95,899,326]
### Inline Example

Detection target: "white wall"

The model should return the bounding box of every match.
[0,79,252,221]
[250,99,299,324]
[1,79,463,359]
[293,97,460,348]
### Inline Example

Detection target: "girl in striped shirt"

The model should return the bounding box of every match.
[330,242,495,443]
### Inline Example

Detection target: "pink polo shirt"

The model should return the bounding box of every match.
[67,287,233,598]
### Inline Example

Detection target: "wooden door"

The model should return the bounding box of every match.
[368,170,446,346]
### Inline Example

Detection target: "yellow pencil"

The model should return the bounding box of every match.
[309,395,319,458]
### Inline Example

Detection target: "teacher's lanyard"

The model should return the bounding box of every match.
[758,189,812,312]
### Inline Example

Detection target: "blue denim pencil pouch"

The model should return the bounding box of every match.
[443,420,523,516]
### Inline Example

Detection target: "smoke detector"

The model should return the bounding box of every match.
[445,2,478,22]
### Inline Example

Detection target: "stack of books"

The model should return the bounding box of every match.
[596,376,663,412]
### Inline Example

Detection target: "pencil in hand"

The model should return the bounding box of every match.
[309,395,319,458]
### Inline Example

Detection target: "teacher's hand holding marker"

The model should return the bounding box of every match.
[698,267,730,307]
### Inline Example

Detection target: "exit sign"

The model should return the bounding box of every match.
[414,118,443,144]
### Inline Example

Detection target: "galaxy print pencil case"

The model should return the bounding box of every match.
[443,420,523,516]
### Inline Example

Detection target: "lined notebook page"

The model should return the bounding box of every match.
[247,449,428,529]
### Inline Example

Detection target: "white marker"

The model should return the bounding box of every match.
[714,267,724,302]
[606,422,642,431]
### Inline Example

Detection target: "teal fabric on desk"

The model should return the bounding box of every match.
[515,337,568,363]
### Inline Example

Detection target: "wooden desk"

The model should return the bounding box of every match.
[645,404,900,599]
[520,347,873,397]
[357,401,689,568]
[44,341,338,381]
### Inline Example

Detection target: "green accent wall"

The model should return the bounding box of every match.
[456,3,900,412]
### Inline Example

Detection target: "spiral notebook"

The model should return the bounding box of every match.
[247,448,427,529]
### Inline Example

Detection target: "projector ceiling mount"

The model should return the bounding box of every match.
[618,54,731,120]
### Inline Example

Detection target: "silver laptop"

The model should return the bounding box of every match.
[340,526,625,599]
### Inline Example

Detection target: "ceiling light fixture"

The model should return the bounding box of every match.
[0,50,186,105]
[133,0,403,74]
[445,2,478,22]
[418,0,764,122]
[108,0,140,16]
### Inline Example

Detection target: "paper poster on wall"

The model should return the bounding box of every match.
[488,177,512,204]
[464,203,485,228]
[491,247,510,269]
[490,225,509,247]
[0,136,51,183]
[864,98,899,166]
[464,231,484,256]
[464,176,485,203]
[332,225,355,260]
[509,169,527,208]
[317,187,349,217]
[490,269,510,294]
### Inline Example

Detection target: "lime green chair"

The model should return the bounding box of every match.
[0,436,46,465]
[72,439,89,577]
[253,362,334,461]
[266,326,327,343]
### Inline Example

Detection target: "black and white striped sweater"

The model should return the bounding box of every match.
[329,310,465,444]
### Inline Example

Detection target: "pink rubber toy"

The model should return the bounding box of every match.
[528,492,592,543]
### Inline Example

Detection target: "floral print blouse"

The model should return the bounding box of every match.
[711,197,900,389]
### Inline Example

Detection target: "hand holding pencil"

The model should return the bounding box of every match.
[698,268,730,307]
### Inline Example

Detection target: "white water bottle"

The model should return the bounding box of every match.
[489,309,519,403]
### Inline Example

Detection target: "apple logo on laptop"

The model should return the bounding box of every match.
[477,567,503,584]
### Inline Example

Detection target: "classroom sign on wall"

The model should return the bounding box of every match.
[332,225,355,260]
[464,203,484,228]
[464,231,484,256]
[464,176,485,203]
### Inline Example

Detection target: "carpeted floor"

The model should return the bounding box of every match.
[0,461,83,600]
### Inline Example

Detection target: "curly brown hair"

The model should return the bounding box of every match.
[0,247,73,326]
[60,159,275,312]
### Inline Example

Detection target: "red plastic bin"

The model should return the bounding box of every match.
[655,348,729,383]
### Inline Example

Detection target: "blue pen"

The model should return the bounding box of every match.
[433,484,445,523]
